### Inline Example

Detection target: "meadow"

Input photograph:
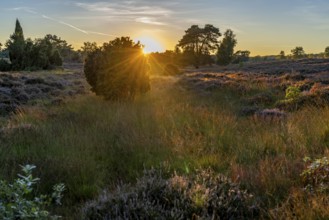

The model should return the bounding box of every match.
[0,60,329,219]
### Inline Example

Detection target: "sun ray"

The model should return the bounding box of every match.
[135,37,164,54]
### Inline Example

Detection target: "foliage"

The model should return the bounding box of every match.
[4,65,329,218]
[217,29,237,66]
[6,19,25,70]
[43,34,73,62]
[4,20,65,70]
[177,24,221,68]
[0,164,65,219]
[301,157,329,193]
[80,42,98,61]
[84,36,150,100]
[325,46,329,58]
[279,50,286,59]
[49,50,63,66]
[232,50,250,64]
[0,59,11,72]
[21,37,63,70]
[285,86,301,100]
[291,46,305,59]
[163,63,180,75]
[82,168,260,219]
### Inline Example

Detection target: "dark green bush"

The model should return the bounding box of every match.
[50,50,63,66]
[0,59,11,72]
[82,168,260,219]
[84,37,150,100]
[163,63,181,75]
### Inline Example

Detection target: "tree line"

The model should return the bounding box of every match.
[171,24,250,68]
[0,19,95,71]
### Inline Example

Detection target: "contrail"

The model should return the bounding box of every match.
[42,15,89,34]
[88,31,115,37]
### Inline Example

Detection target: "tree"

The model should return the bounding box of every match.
[43,34,73,61]
[232,50,250,64]
[325,46,329,58]
[50,49,63,66]
[279,51,286,59]
[6,19,25,69]
[81,42,98,60]
[291,47,305,59]
[177,24,221,68]
[217,29,237,65]
[84,37,150,100]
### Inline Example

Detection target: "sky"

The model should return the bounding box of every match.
[0,0,329,55]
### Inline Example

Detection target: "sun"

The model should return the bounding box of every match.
[135,37,164,54]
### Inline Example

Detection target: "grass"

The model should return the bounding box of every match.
[0,75,328,218]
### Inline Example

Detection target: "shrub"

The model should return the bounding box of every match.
[84,37,150,100]
[0,59,11,72]
[0,164,65,219]
[82,168,260,219]
[301,157,329,193]
[163,63,180,75]
[285,86,301,100]
[50,50,63,66]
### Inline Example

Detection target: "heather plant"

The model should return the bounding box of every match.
[82,168,260,219]
[0,164,65,219]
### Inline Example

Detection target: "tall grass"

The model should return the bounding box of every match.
[0,76,328,218]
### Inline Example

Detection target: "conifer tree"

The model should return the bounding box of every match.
[6,19,25,69]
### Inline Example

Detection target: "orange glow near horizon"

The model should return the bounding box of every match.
[135,36,165,54]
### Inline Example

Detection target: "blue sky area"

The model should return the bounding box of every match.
[1,0,329,55]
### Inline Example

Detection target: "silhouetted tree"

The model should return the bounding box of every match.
[232,50,250,64]
[291,47,305,59]
[279,51,286,59]
[325,46,329,58]
[6,19,25,69]
[50,50,63,66]
[43,34,73,61]
[177,24,221,68]
[84,37,150,100]
[217,29,237,66]
[81,42,98,61]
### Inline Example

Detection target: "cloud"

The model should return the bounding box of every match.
[135,17,167,26]
[7,7,37,14]
[75,2,172,16]
[6,6,115,36]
